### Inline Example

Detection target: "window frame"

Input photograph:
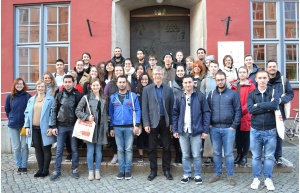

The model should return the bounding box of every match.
[250,0,299,87]
[14,3,70,88]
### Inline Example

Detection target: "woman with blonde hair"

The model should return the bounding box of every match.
[43,71,57,96]
[24,80,56,177]
[4,78,31,174]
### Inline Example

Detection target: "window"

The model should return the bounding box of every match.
[251,1,299,84]
[15,4,70,86]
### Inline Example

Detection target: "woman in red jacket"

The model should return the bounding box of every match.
[230,66,256,166]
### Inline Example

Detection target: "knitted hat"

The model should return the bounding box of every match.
[163,52,173,60]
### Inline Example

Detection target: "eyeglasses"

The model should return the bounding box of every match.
[187,97,190,106]
[153,73,162,76]
[149,59,156,61]
[216,79,225,82]
[16,83,24,86]
[141,78,148,81]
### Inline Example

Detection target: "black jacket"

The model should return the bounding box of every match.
[207,87,242,129]
[247,87,279,130]
[267,71,294,120]
[51,88,82,127]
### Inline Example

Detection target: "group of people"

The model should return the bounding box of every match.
[4,47,294,191]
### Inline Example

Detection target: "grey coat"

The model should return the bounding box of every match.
[142,83,174,128]
[75,93,108,145]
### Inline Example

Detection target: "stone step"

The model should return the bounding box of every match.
[27,155,293,174]
[51,146,255,158]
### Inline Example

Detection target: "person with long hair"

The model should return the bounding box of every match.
[192,60,206,92]
[124,58,135,83]
[76,78,108,181]
[97,60,106,72]
[230,66,256,166]
[135,72,152,162]
[131,64,146,91]
[4,78,31,174]
[169,64,186,163]
[104,60,115,84]
[43,71,57,97]
[83,66,102,95]
[24,80,56,178]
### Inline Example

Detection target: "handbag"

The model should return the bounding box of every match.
[20,127,26,136]
[203,90,214,157]
[72,96,96,142]
[281,76,291,118]
[273,89,285,139]
[131,92,142,136]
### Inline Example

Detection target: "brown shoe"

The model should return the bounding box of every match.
[227,176,236,186]
[208,175,221,183]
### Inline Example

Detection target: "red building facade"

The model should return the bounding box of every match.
[1,0,298,119]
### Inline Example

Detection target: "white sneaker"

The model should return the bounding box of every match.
[264,178,275,191]
[95,171,101,180]
[88,172,94,181]
[111,155,118,164]
[250,178,260,190]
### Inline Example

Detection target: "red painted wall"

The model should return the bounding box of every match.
[1,0,112,119]
[206,0,251,58]
[205,0,299,117]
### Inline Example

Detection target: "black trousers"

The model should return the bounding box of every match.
[235,126,250,157]
[32,128,52,172]
[148,119,171,172]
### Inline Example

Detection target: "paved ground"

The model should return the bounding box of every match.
[1,139,299,193]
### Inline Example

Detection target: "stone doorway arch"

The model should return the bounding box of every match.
[112,0,206,60]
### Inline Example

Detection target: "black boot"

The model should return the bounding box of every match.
[175,152,180,163]
[239,156,247,166]
[179,151,182,164]
[234,154,241,164]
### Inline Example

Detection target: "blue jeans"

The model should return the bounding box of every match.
[179,132,202,177]
[54,126,78,173]
[86,142,102,172]
[210,127,235,176]
[250,127,277,178]
[8,127,28,168]
[114,127,134,173]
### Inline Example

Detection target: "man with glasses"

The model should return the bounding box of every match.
[207,71,242,186]
[147,54,158,81]
[142,66,174,181]
[173,75,211,184]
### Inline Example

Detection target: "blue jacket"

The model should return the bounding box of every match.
[267,72,294,120]
[109,91,141,128]
[248,63,260,85]
[207,87,242,129]
[172,91,211,136]
[24,94,56,147]
[247,87,279,130]
[5,90,31,128]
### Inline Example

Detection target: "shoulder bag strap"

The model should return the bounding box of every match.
[84,95,92,115]
[131,92,135,111]
[281,76,285,95]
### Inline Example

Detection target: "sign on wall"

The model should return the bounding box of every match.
[218,41,244,70]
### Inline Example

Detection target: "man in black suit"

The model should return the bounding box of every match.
[142,66,174,181]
